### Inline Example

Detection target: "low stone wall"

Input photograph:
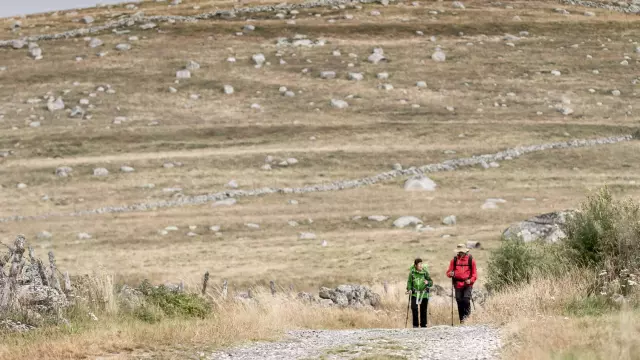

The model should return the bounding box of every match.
[0,135,633,223]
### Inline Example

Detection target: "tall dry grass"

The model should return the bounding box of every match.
[0,280,459,359]
[0,271,639,359]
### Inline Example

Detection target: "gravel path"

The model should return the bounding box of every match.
[208,326,501,360]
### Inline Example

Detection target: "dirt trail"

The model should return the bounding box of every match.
[207,326,501,360]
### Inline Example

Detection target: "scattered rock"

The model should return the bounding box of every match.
[404,176,437,191]
[47,98,65,112]
[299,232,317,240]
[245,223,260,229]
[348,72,364,81]
[77,233,92,240]
[93,168,109,176]
[115,43,131,51]
[36,231,52,240]
[367,215,389,222]
[482,198,506,210]
[432,49,446,62]
[367,48,386,64]
[442,215,457,226]
[416,81,427,88]
[29,46,43,60]
[120,166,135,173]
[89,38,103,48]
[252,53,266,67]
[69,106,85,118]
[223,85,235,94]
[176,69,191,79]
[55,166,73,177]
[11,40,25,49]
[185,60,200,70]
[320,71,336,79]
[452,1,465,9]
[82,16,95,24]
[330,99,349,109]
[393,216,423,228]
[113,116,127,125]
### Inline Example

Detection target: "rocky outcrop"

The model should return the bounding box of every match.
[502,210,578,243]
[0,235,71,330]
[298,284,381,308]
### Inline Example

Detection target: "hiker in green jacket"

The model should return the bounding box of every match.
[406,258,434,328]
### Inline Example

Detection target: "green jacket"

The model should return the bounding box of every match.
[407,265,434,299]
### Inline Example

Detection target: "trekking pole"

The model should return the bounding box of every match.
[405,291,411,328]
[451,281,455,326]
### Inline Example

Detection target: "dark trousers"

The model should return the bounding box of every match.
[410,296,428,327]
[455,286,473,323]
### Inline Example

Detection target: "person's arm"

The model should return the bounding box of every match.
[407,272,412,292]
[446,259,454,278]
[470,259,478,284]
[424,269,434,288]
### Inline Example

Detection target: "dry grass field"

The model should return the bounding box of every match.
[1,0,640,358]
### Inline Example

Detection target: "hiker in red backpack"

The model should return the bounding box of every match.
[446,244,477,323]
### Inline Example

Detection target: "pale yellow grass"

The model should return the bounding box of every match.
[2,274,637,359]
[0,282,446,360]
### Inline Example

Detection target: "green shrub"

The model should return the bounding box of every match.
[486,238,566,293]
[135,280,211,322]
[563,187,640,296]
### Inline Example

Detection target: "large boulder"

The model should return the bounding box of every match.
[318,284,381,308]
[15,285,67,313]
[502,210,578,243]
[0,235,71,326]
[404,176,437,191]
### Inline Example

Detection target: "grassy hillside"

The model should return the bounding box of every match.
[0,0,639,358]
